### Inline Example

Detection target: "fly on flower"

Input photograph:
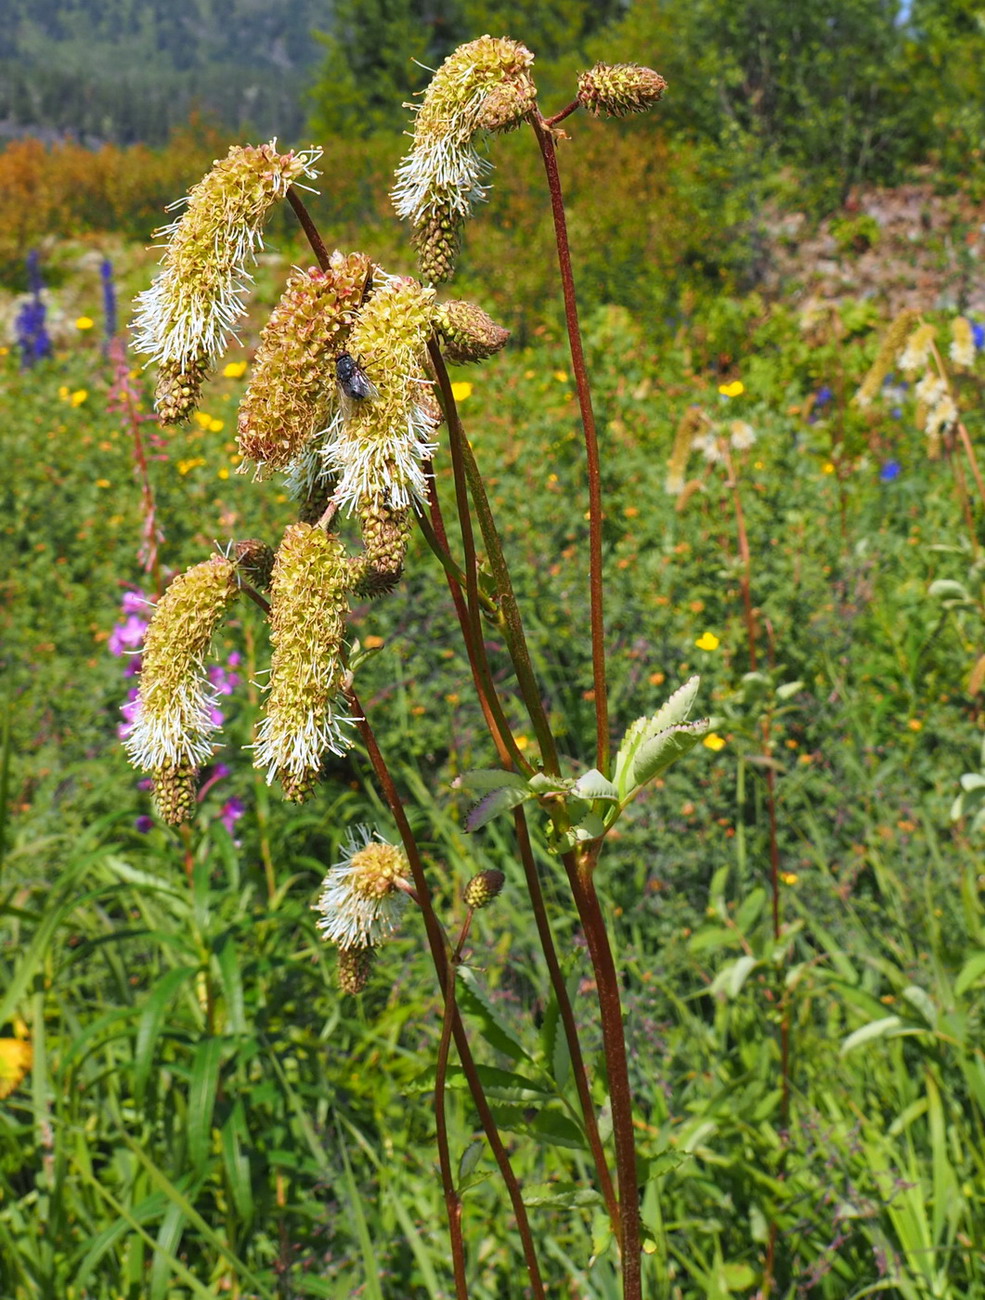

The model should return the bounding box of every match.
[335,352,378,405]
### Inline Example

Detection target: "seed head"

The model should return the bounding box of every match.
[124,555,239,772]
[392,37,536,282]
[253,523,353,796]
[133,142,321,374]
[153,761,199,826]
[435,299,510,363]
[320,277,439,512]
[577,63,667,118]
[338,945,375,993]
[154,352,211,426]
[665,406,710,495]
[313,827,411,949]
[349,497,412,598]
[237,253,372,475]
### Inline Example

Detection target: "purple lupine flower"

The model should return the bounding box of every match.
[16,251,53,368]
[219,797,245,834]
[101,257,117,346]
[815,385,833,407]
[135,815,155,833]
[879,460,901,483]
[226,650,242,668]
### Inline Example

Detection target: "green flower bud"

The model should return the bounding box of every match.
[577,63,667,118]
[435,300,510,363]
[464,869,505,909]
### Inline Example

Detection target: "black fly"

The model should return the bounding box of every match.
[335,352,378,403]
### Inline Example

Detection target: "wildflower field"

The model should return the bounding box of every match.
[2,42,985,1300]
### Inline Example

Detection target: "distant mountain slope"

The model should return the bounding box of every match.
[0,0,335,145]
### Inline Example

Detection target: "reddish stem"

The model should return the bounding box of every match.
[528,111,610,776]
[347,690,546,1298]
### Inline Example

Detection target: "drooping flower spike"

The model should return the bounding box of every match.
[133,141,321,422]
[123,554,242,824]
[320,276,439,513]
[123,554,240,775]
[237,251,372,476]
[392,36,537,282]
[252,522,353,800]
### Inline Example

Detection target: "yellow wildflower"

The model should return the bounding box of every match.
[223,360,248,378]
[75,316,94,331]
[451,381,473,402]
[703,733,726,752]
[718,381,744,398]
[695,632,720,651]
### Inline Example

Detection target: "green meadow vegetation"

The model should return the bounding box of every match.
[2,11,985,1300]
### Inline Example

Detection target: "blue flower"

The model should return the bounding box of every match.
[16,251,53,368]
[880,460,902,483]
[101,257,117,350]
[972,322,984,351]
[815,385,833,406]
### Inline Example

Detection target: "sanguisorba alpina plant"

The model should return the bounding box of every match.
[128,39,701,1300]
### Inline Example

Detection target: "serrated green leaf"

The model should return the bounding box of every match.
[527,772,572,795]
[465,785,530,832]
[613,675,701,795]
[530,1109,587,1150]
[454,768,529,794]
[631,720,708,789]
[566,812,607,845]
[522,1182,604,1209]
[457,967,531,1061]
[570,768,619,801]
[457,1139,484,1187]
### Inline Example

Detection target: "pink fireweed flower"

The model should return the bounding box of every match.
[313,827,411,949]
[109,614,149,656]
